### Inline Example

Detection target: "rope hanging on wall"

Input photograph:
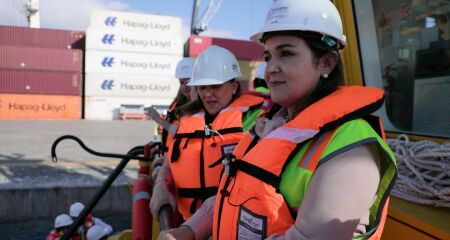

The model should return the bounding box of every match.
[388,134,450,208]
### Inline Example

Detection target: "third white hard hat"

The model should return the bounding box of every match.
[54,213,73,228]
[187,45,241,86]
[87,225,107,240]
[69,202,85,218]
[250,0,346,49]
[175,57,195,79]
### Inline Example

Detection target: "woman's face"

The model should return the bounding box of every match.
[264,35,325,108]
[179,78,192,98]
[197,81,238,115]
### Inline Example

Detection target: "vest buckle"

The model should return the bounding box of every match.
[205,124,211,137]
[222,153,236,176]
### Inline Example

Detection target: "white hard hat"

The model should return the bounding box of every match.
[175,57,195,79]
[54,213,73,228]
[250,0,347,49]
[255,62,266,80]
[69,202,85,218]
[187,45,241,86]
[87,225,107,240]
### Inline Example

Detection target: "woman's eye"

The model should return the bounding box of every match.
[264,55,271,62]
[281,51,292,57]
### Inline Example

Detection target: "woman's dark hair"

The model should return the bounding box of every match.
[175,79,242,116]
[170,89,189,109]
[262,30,345,106]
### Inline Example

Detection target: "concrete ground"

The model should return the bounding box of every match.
[0,119,157,239]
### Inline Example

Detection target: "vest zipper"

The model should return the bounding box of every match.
[216,176,232,239]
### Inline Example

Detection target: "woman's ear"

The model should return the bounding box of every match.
[319,51,338,76]
[232,81,239,94]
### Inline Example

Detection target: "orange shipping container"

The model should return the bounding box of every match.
[0,94,81,119]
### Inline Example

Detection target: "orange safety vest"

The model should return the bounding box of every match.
[213,86,397,239]
[168,94,264,220]
[245,91,272,112]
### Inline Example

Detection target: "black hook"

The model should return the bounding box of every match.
[51,135,154,162]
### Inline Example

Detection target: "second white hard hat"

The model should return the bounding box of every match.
[87,225,107,240]
[69,202,85,218]
[175,57,195,79]
[187,45,241,86]
[54,213,73,228]
[250,0,346,49]
[255,62,266,80]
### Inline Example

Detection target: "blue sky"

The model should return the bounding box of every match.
[0,0,273,40]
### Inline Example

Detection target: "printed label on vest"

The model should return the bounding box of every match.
[221,143,237,155]
[237,206,267,240]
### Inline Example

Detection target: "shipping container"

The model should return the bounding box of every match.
[86,27,183,56]
[0,46,83,72]
[90,10,182,35]
[84,96,172,120]
[85,50,181,75]
[0,94,81,119]
[0,25,85,49]
[188,35,264,61]
[85,73,178,98]
[0,70,81,96]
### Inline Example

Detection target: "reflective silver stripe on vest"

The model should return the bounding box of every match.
[265,127,318,143]
[133,191,151,202]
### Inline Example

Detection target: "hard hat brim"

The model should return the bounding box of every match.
[187,78,233,86]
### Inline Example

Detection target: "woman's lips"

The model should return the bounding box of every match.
[269,81,285,88]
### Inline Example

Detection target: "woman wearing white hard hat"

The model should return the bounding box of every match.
[150,45,265,223]
[45,214,73,240]
[145,57,196,179]
[247,62,273,112]
[145,57,196,149]
[158,0,397,239]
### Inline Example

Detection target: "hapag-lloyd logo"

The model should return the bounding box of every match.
[123,20,171,31]
[120,60,171,71]
[266,5,289,23]
[8,102,66,112]
[120,83,171,92]
[121,37,172,48]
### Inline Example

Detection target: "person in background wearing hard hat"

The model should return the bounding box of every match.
[86,225,108,240]
[145,57,196,179]
[46,213,76,240]
[69,202,113,238]
[254,62,269,94]
[150,45,265,224]
[157,0,397,239]
[247,62,273,112]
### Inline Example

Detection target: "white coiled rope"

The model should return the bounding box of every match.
[387,134,450,207]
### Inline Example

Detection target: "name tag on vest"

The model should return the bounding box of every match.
[237,206,267,239]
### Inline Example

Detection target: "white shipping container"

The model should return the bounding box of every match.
[90,10,182,34]
[85,50,182,75]
[84,96,172,120]
[85,73,179,98]
[86,28,183,55]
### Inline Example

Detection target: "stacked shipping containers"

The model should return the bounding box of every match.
[187,35,264,91]
[0,25,84,119]
[84,10,183,120]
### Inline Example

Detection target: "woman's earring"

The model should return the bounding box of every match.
[322,73,329,79]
